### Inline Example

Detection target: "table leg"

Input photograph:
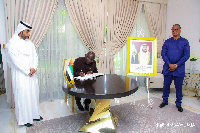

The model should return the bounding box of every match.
[71,96,75,113]
[65,93,68,102]
[79,99,119,132]
[146,77,149,93]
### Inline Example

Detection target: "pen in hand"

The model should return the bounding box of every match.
[87,71,93,75]
[79,70,85,77]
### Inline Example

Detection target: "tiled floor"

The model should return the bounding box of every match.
[0,86,200,133]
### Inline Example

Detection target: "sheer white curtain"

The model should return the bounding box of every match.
[114,5,150,77]
[37,0,88,101]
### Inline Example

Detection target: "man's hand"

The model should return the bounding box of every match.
[29,68,36,77]
[79,72,85,77]
[30,68,36,74]
[168,64,178,71]
[87,71,93,75]
[29,72,32,77]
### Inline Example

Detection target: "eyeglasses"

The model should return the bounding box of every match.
[87,57,94,62]
[171,28,179,31]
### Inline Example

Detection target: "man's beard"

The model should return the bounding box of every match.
[142,49,147,53]
[22,36,29,40]
[21,33,29,40]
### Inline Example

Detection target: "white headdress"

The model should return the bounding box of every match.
[14,21,32,35]
[140,44,149,53]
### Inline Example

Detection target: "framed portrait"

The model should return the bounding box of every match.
[126,37,157,76]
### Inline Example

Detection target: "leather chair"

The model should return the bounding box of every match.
[63,58,76,112]
[62,58,95,112]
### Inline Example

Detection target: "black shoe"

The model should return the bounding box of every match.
[176,105,183,112]
[24,123,32,127]
[85,103,90,111]
[33,116,43,121]
[159,102,168,108]
[78,105,85,111]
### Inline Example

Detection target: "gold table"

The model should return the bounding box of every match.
[63,74,139,132]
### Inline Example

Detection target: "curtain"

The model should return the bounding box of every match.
[144,2,167,54]
[37,0,88,101]
[65,0,107,63]
[4,0,58,47]
[114,5,150,86]
[65,0,108,74]
[65,0,142,74]
[4,0,58,108]
[105,0,142,74]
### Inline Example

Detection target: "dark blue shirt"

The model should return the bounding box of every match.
[161,36,190,77]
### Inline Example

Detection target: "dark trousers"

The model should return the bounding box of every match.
[75,97,91,106]
[162,75,184,106]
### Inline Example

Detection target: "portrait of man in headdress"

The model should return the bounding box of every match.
[135,44,152,65]
[129,39,154,74]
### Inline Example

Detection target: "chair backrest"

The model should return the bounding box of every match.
[63,58,76,85]
[157,58,164,73]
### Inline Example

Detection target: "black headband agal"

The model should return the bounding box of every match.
[20,21,32,29]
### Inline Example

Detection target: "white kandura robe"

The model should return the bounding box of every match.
[6,34,40,125]
[140,52,149,65]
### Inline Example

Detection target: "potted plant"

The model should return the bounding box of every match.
[190,52,200,72]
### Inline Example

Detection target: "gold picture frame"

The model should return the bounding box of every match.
[126,37,157,76]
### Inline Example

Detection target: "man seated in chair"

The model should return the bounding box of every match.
[73,51,98,111]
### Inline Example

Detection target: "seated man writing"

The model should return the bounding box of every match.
[73,51,98,111]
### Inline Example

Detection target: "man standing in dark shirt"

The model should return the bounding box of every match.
[159,24,190,112]
[73,51,98,111]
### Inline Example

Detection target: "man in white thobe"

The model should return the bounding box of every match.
[6,21,42,127]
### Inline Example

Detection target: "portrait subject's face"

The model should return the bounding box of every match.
[142,46,148,52]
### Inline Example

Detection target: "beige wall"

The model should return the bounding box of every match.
[165,0,200,70]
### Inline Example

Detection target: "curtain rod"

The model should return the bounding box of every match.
[138,0,168,4]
